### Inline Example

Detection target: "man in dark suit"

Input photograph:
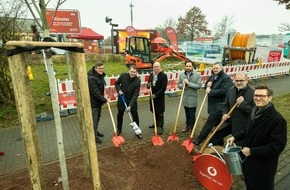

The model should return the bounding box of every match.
[147,62,168,135]
[227,84,287,190]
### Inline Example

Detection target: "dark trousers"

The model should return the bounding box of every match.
[151,112,164,128]
[210,124,231,145]
[184,106,196,129]
[92,107,102,136]
[197,114,222,141]
[117,109,139,131]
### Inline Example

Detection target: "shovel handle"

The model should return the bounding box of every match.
[150,87,158,134]
[173,83,186,132]
[200,102,239,153]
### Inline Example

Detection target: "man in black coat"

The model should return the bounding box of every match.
[210,71,255,146]
[147,62,168,135]
[193,62,233,145]
[115,65,142,139]
[227,84,287,190]
[88,62,107,144]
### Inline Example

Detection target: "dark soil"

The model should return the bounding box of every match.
[0,141,204,189]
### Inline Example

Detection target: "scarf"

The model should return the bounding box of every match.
[250,103,272,123]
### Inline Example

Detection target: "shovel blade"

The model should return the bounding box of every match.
[112,135,125,147]
[182,139,195,153]
[167,133,179,142]
[192,153,202,162]
[152,134,164,146]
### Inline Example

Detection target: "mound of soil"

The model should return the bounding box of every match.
[0,141,204,189]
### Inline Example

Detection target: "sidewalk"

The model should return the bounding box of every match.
[0,75,290,189]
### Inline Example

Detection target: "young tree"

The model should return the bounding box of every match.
[176,6,211,41]
[213,15,236,40]
[0,1,28,105]
[274,0,290,10]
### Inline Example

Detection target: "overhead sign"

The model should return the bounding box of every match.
[46,9,81,33]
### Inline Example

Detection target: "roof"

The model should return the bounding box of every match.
[68,28,104,40]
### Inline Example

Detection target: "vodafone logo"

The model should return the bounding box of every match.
[207,166,217,176]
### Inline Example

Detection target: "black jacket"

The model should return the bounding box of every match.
[115,73,141,111]
[148,71,168,113]
[205,70,233,114]
[234,104,287,190]
[223,84,255,135]
[87,66,107,108]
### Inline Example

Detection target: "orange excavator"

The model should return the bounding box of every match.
[124,36,191,72]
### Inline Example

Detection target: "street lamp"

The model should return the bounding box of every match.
[105,16,119,54]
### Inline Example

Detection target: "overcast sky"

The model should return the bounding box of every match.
[55,0,290,38]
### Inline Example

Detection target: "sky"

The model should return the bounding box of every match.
[53,0,290,38]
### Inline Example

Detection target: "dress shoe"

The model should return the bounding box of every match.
[149,124,154,128]
[192,138,202,146]
[96,131,104,137]
[95,137,102,144]
[117,129,122,135]
[157,127,163,135]
[136,134,143,139]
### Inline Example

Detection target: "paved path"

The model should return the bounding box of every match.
[0,74,290,189]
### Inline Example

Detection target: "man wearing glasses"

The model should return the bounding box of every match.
[210,71,255,146]
[88,62,107,144]
[227,84,287,190]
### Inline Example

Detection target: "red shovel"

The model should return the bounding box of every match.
[105,96,125,147]
[167,83,185,142]
[192,102,239,161]
[182,92,208,153]
[150,87,164,146]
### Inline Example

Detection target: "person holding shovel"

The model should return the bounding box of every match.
[210,71,255,146]
[147,62,168,135]
[115,65,142,139]
[88,62,107,144]
[178,60,202,133]
[227,84,287,190]
[192,62,233,145]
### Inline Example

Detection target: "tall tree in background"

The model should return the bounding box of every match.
[0,1,28,105]
[278,21,290,32]
[176,6,211,41]
[274,0,290,9]
[213,15,236,40]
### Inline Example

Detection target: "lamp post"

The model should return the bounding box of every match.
[105,16,118,54]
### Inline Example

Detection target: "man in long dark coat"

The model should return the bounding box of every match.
[147,62,168,135]
[227,84,287,190]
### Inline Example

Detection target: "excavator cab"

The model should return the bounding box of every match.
[125,36,153,71]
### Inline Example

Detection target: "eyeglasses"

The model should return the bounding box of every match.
[235,80,246,83]
[97,67,104,69]
[254,94,268,98]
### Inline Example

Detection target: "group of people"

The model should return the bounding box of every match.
[88,61,287,190]
[88,61,168,144]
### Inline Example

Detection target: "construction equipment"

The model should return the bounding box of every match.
[124,36,191,72]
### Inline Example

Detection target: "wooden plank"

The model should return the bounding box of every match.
[8,53,45,189]
[5,41,83,49]
[69,51,101,189]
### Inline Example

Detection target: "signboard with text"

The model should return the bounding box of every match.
[46,9,81,33]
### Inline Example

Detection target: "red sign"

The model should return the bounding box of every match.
[267,50,282,62]
[46,9,81,33]
[193,154,232,190]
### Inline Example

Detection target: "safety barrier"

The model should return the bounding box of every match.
[57,61,290,111]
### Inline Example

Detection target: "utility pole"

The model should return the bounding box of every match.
[129,1,134,26]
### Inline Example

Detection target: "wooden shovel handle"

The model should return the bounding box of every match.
[150,87,158,134]
[173,83,186,132]
[199,102,239,153]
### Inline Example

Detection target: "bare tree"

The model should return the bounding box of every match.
[213,15,236,39]
[274,0,290,10]
[0,0,28,105]
[278,21,290,32]
[155,17,177,39]
[176,6,211,42]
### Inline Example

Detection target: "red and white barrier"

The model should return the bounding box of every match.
[57,61,290,110]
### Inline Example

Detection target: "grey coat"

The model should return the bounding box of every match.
[178,71,202,108]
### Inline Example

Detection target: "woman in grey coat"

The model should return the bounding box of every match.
[178,61,202,132]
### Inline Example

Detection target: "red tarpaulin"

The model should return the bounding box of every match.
[69,28,104,40]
